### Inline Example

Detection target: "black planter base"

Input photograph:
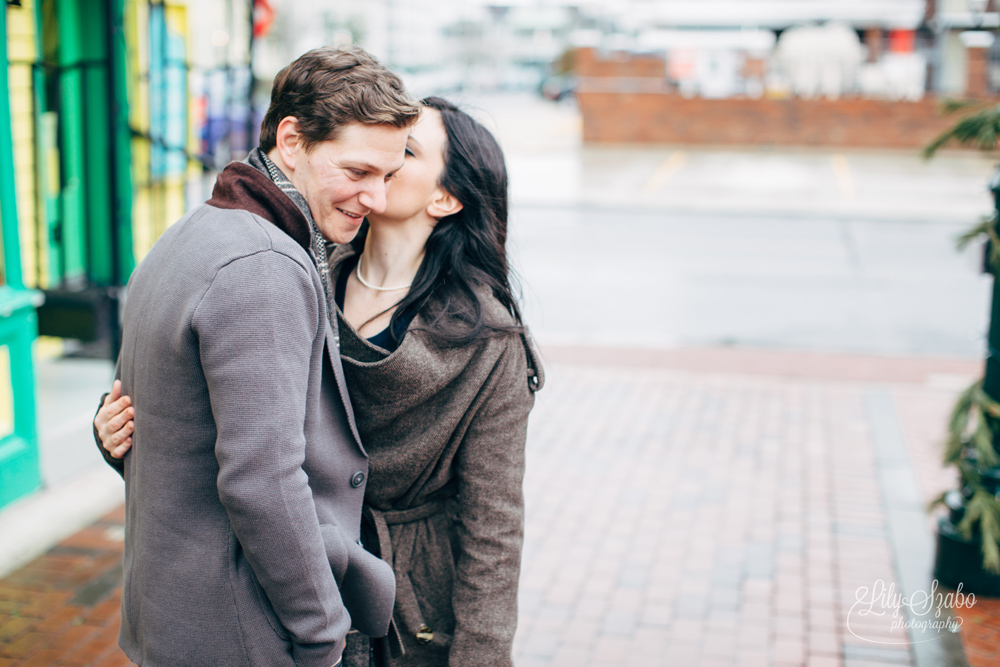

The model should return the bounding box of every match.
[934,517,1000,596]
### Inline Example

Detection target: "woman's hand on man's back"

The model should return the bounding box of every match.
[95,379,134,459]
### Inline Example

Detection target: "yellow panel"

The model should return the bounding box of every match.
[164,4,187,37]
[7,9,34,43]
[15,142,34,161]
[9,95,31,117]
[164,179,185,230]
[6,1,39,294]
[34,337,65,361]
[8,66,31,89]
[132,187,152,262]
[0,347,13,439]
[7,39,33,61]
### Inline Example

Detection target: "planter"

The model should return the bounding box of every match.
[934,516,1000,596]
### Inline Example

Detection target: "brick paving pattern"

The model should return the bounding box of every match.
[512,349,989,667]
[953,598,1000,667]
[0,505,130,667]
[0,347,997,666]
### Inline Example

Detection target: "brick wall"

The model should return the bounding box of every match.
[967,45,991,99]
[575,48,981,149]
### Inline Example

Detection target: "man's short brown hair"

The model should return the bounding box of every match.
[259,46,420,153]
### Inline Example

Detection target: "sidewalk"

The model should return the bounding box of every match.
[1,346,998,667]
[466,93,999,223]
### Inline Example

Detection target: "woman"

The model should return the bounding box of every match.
[95,97,543,667]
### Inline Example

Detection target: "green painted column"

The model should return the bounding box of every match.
[54,0,86,284]
[109,0,133,282]
[33,0,61,287]
[78,0,113,286]
[50,0,129,287]
[0,4,44,510]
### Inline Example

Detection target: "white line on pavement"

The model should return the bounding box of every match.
[642,150,687,195]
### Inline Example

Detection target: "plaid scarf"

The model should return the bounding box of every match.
[247,148,340,343]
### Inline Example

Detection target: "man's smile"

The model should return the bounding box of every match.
[337,208,366,220]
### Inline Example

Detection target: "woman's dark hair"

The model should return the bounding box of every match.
[359,96,523,346]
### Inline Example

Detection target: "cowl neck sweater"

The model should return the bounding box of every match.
[327,242,543,667]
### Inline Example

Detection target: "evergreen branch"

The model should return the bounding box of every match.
[977,381,1000,419]
[955,215,1000,276]
[972,414,1000,467]
[949,380,978,436]
[944,434,966,465]
[958,459,984,488]
[923,104,1000,158]
[940,98,990,116]
[927,490,950,512]
[957,490,984,540]
[955,217,994,252]
[946,381,978,464]
[984,220,1000,274]
[973,489,1000,573]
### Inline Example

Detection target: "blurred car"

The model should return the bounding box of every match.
[540,74,576,101]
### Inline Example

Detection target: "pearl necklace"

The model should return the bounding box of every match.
[356,254,413,292]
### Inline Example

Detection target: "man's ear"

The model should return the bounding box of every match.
[427,190,463,220]
[275,117,302,171]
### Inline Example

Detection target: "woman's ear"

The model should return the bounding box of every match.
[275,117,302,171]
[427,190,464,220]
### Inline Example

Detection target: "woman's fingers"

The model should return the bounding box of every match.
[96,394,129,432]
[107,405,134,434]
[111,436,132,459]
[103,380,123,406]
[97,395,133,452]
[109,419,134,446]
[96,383,137,459]
[105,421,133,458]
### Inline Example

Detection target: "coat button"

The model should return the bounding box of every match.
[350,471,365,488]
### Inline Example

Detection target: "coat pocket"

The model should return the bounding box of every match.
[228,528,290,642]
[397,515,458,647]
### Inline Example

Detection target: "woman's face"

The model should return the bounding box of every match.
[368,107,452,225]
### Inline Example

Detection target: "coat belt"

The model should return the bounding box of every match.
[364,497,452,558]
[362,498,455,658]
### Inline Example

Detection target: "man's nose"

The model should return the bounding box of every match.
[358,180,388,214]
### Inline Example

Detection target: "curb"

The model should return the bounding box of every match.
[0,465,124,579]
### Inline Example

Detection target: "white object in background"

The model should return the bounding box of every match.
[881,52,928,101]
[776,23,866,99]
[960,30,996,49]
[697,49,742,99]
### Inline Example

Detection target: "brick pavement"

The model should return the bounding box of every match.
[512,347,988,667]
[0,505,129,666]
[0,346,996,667]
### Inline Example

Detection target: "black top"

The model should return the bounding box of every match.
[334,253,414,353]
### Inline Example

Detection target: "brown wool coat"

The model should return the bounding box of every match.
[330,243,543,667]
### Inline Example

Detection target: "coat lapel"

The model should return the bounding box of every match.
[324,315,366,455]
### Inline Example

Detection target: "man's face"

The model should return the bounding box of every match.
[288,122,409,244]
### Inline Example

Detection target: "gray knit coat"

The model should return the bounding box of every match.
[329,243,543,667]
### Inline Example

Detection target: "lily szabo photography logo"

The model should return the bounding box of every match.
[847,579,973,644]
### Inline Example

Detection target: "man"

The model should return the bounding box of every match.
[95,46,420,667]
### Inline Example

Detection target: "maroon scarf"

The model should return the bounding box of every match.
[206,162,311,251]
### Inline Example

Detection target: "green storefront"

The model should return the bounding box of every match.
[0,1,42,509]
[1,0,133,510]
